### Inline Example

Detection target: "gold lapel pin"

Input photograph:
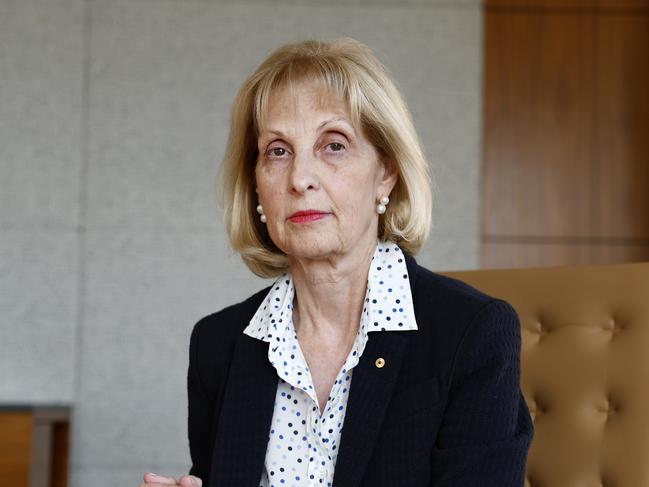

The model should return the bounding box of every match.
[375,357,385,368]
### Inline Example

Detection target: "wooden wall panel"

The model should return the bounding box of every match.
[483,10,596,238]
[595,13,649,238]
[590,243,649,263]
[487,1,599,7]
[483,241,649,268]
[483,242,592,267]
[0,411,32,485]
[482,3,649,268]
[486,0,649,9]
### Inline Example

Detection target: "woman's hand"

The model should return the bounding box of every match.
[140,472,202,487]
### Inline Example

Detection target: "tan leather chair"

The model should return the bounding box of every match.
[444,262,649,487]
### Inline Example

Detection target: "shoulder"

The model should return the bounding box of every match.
[405,252,516,325]
[187,286,271,400]
[190,286,271,361]
[403,253,521,376]
[195,285,270,329]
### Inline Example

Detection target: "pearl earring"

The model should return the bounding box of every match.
[256,204,267,223]
[377,195,389,215]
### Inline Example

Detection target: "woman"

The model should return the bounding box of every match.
[141,38,533,487]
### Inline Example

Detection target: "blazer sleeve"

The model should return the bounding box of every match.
[187,318,214,484]
[430,299,534,487]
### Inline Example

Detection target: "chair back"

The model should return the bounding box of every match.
[444,262,649,486]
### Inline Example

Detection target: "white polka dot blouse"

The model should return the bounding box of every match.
[243,240,419,487]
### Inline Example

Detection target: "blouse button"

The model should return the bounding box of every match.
[375,357,385,368]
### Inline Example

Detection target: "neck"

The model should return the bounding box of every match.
[289,238,378,343]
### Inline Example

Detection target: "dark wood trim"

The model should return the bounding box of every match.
[485,0,649,12]
[483,235,649,245]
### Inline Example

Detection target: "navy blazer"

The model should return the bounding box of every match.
[187,253,534,486]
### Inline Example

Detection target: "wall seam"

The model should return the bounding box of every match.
[71,0,92,482]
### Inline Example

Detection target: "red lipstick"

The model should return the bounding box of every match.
[288,210,329,223]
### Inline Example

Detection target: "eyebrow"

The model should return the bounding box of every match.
[261,117,356,139]
[318,117,354,132]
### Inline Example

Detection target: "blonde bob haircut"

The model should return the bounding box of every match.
[220,37,433,278]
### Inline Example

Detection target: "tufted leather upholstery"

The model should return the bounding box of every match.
[443,262,649,487]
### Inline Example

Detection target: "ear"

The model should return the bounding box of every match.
[378,158,398,197]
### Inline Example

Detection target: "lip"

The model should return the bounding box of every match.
[288,209,330,223]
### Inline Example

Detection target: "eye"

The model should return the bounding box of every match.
[270,147,287,157]
[320,128,352,154]
[264,145,291,159]
[326,142,345,152]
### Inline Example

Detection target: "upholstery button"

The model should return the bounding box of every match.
[532,319,548,343]
[603,316,623,337]
[528,397,547,422]
[599,398,618,416]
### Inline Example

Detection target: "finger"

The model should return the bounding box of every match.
[143,473,179,485]
[178,475,202,487]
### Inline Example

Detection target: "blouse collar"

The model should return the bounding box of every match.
[243,240,418,343]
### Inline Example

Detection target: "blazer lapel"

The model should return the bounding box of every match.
[333,250,419,487]
[332,331,410,487]
[210,333,278,486]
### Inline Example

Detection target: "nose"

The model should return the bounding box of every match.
[289,150,320,194]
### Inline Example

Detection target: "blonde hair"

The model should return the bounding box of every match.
[219,37,433,277]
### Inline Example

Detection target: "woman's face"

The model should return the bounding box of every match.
[254,82,396,262]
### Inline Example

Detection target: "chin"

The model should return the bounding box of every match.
[281,235,343,261]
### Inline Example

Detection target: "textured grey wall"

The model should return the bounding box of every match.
[0,0,482,485]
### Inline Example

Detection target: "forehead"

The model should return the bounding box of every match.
[256,82,352,132]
